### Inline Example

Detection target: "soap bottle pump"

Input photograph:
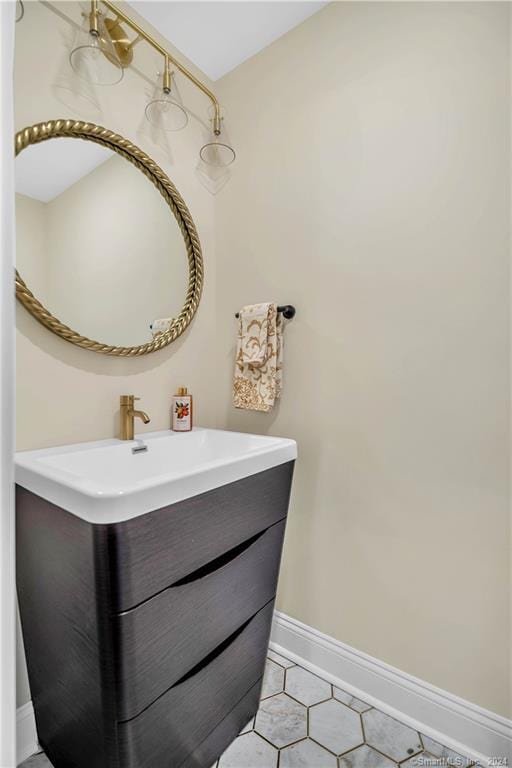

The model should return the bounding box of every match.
[172,387,193,432]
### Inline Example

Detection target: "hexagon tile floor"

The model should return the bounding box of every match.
[21,649,477,768]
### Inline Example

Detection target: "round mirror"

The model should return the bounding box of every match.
[15,121,203,355]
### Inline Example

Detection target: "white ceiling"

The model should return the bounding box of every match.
[127,2,328,81]
[15,140,113,203]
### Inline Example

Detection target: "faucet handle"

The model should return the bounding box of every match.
[120,394,139,405]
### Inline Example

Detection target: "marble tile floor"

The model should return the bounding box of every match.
[21,649,477,768]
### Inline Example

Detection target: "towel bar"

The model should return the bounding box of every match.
[235,305,296,320]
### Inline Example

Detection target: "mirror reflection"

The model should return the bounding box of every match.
[16,138,189,348]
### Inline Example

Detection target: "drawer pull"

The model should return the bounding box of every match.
[172,612,255,687]
[172,526,272,587]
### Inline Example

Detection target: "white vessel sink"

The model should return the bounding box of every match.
[15,428,297,523]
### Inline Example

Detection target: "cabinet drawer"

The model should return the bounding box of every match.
[114,520,285,721]
[118,601,274,768]
[107,461,294,611]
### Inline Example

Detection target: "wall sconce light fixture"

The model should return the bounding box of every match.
[70,0,124,85]
[145,60,189,132]
[200,107,236,166]
[70,0,236,169]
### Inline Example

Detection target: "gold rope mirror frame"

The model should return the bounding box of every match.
[15,119,203,356]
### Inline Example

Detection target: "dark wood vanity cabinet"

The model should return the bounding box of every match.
[16,461,294,768]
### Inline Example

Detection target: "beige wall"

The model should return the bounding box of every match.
[216,2,511,717]
[15,1,218,705]
[15,194,47,298]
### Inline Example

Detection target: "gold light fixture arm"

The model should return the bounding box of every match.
[99,0,222,133]
[127,33,143,51]
[89,0,99,35]
[163,54,171,93]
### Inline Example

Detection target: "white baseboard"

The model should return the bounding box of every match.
[16,702,38,766]
[270,610,512,766]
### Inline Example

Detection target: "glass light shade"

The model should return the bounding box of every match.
[145,74,188,132]
[199,135,236,167]
[145,95,188,132]
[200,105,235,167]
[70,14,123,86]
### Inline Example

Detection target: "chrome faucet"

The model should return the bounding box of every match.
[120,395,151,441]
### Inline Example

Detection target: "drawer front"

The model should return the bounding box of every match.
[178,678,262,768]
[118,601,274,768]
[115,520,286,721]
[106,461,294,611]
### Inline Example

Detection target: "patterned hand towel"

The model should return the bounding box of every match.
[233,303,283,412]
[240,303,271,366]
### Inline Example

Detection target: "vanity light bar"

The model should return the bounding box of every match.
[98,0,223,135]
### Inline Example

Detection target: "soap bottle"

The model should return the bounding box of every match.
[172,387,193,432]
